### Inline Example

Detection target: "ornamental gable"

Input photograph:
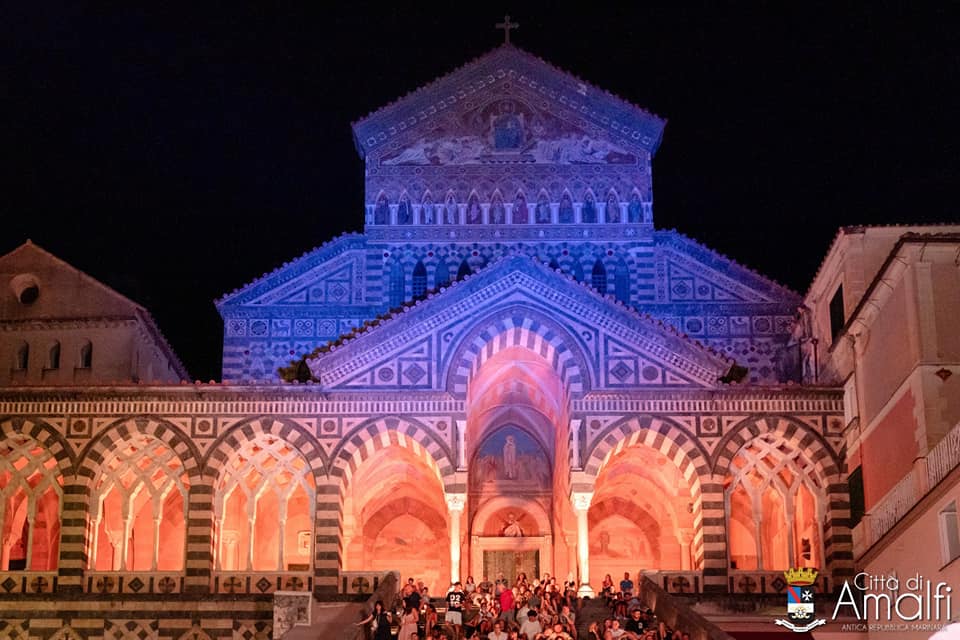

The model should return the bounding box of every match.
[305,255,732,393]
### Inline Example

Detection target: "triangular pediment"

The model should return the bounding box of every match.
[352,45,666,164]
[656,231,802,305]
[306,256,732,393]
[215,234,368,308]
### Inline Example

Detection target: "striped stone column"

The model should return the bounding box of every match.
[56,477,90,592]
[184,478,214,593]
[315,478,341,596]
[699,475,728,594]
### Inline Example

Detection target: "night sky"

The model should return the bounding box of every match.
[2,4,957,381]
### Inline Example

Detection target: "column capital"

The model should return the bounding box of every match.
[445,493,467,513]
[571,492,594,512]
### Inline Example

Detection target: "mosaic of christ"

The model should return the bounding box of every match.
[471,427,550,491]
[381,99,637,166]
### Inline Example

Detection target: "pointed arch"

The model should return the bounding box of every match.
[203,417,326,489]
[330,416,457,493]
[397,191,413,225]
[373,192,390,225]
[535,190,551,224]
[89,431,190,571]
[456,259,473,280]
[0,429,65,570]
[591,259,607,294]
[513,191,529,224]
[444,305,591,396]
[628,189,644,223]
[14,341,28,371]
[489,190,506,224]
[78,339,93,369]
[77,416,201,488]
[605,190,622,223]
[613,258,630,304]
[47,341,60,369]
[421,191,436,224]
[434,258,451,288]
[443,191,458,225]
[714,416,849,577]
[214,433,316,571]
[412,260,428,298]
[582,190,598,223]
[571,258,585,282]
[584,415,712,566]
[388,260,405,307]
[558,190,575,223]
[548,257,561,272]
[466,191,482,224]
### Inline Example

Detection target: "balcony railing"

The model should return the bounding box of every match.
[857,420,960,554]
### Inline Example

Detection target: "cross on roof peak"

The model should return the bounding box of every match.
[495,15,519,45]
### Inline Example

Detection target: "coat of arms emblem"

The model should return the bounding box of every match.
[774,568,827,632]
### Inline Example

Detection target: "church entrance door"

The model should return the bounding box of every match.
[483,550,539,586]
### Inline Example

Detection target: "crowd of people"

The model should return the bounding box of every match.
[353,571,695,640]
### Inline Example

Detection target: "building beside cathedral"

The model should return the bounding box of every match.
[0,43,957,639]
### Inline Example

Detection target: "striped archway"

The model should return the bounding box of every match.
[76,416,202,576]
[204,417,327,587]
[713,415,851,581]
[327,416,458,593]
[583,415,710,567]
[444,305,591,397]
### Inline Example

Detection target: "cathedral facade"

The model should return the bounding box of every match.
[0,45,875,638]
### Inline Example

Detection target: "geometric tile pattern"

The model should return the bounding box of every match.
[104,619,159,640]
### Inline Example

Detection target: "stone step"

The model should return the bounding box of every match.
[576,597,610,638]
[283,601,366,640]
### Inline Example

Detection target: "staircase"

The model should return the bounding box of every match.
[283,601,366,640]
[279,572,399,640]
[575,597,610,638]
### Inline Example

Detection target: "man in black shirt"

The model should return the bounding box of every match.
[625,608,644,634]
[446,581,465,640]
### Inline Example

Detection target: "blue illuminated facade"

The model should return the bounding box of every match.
[216,45,801,387]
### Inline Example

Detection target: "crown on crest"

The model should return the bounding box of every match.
[783,568,819,586]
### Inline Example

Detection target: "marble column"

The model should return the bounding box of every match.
[572,492,594,597]
[446,494,466,584]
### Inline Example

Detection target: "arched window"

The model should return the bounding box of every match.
[558,192,574,223]
[397,193,413,225]
[47,342,60,370]
[434,260,451,288]
[572,260,584,282]
[444,194,458,225]
[592,260,607,294]
[628,192,643,223]
[466,193,482,224]
[606,192,621,223]
[513,193,529,224]
[582,192,598,223]
[373,194,390,225]
[14,342,28,371]
[389,261,405,307]
[0,434,62,570]
[421,193,436,224]
[412,261,428,298]
[725,434,824,570]
[215,435,316,572]
[490,192,506,224]
[90,433,189,571]
[78,340,93,369]
[614,262,630,304]
[535,193,551,224]
[456,259,472,281]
